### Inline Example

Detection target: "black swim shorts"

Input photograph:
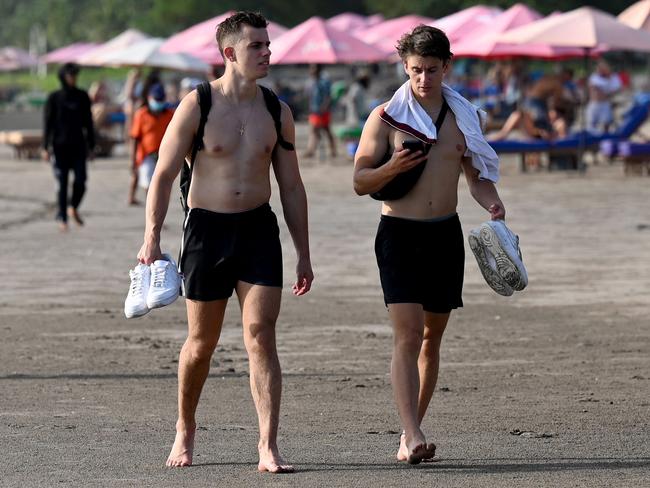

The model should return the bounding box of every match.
[375,213,464,313]
[180,203,283,301]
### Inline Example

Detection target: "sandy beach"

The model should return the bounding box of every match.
[0,129,649,487]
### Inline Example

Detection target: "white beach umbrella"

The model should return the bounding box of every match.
[91,38,209,72]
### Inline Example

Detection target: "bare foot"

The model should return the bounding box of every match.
[58,221,68,233]
[166,427,195,468]
[258,447,294,474]
[404,431,430,465]
[68,208,84,226]
[397,433,436,462]
[421,442,436,462]
[396,432,408,461]
[128,199,141,206]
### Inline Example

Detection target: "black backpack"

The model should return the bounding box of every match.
[179,81,294,214]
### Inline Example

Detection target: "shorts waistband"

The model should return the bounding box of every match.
[380,212,458,225]
[189,203,272,220]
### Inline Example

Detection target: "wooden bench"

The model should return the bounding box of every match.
[0,130,43,159]
[0,130,121,159]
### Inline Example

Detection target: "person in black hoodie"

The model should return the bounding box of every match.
[42,63,95,231]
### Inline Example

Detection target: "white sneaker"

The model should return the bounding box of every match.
[468,220,528,296]
[146,253,181,309]
[124,263,151,318]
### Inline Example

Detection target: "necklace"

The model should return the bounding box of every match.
[221,83,257,136]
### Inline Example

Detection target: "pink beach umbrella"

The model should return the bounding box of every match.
[365,14,385,28]
[499,6,650,52]
[355,15,436,55]
[78,29,150,66]
[618,0,650,31]
[42,42,99,64]
[0,47,38,71]
[452,4,587,59]
[160,12,288,64]
[270,17,388,64]
[430,5,502,43]
[326,12,369,33]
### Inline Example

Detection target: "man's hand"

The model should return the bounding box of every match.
[387,147,428,175]
[489,203,506,220]
[137,239,163,265]
[41,149,50,162]
[292,258,313,296]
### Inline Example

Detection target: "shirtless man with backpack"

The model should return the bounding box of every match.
[136,11,313,472]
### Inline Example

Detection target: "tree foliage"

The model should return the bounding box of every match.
[0,0,639,50]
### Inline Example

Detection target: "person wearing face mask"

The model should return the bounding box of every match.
[128,83,174,205]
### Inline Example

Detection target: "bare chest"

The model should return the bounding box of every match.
[390,112,466,169]
[202,104,277,159]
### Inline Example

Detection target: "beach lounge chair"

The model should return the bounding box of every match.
[489,96,650,171]
[617,141,650,175]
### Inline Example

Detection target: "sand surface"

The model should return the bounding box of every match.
[0,133,649,487]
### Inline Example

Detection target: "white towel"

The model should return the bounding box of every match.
[381,81,500,183]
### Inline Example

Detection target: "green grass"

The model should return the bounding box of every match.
[0,67,132,93]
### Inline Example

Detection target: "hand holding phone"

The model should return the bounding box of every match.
[402,139,426,153]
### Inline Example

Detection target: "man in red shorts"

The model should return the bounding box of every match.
[303,63,337,159]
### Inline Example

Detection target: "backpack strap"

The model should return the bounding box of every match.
[434,98,449,135]
[260,85,295,151]
[180,81,212,214]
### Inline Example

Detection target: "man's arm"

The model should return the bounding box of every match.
[137,92,199,264]
[271,102,313,296]
[352,105,427,195]
[461,157,506,220]
[83,92,95,153]
[41,94,54,160]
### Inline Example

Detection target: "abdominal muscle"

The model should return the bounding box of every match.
[382,126,464,220]
[186,151,273,213]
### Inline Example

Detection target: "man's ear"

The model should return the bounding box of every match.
[443,60,451,75]
[402,61,409,76]
[223,46,236,62]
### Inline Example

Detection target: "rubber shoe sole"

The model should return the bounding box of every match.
[147,289,179,310]
[468,230,514,296]
[124,303,150,319]
[479,222,527,291]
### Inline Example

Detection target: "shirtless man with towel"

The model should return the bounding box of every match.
[353,25,506,465]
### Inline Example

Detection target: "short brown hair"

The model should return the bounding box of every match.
[216,11,268,58]
[396,25,453,62]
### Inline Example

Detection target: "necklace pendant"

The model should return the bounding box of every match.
[239,125,245,136]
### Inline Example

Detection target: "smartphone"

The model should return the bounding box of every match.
[402,139,428,154]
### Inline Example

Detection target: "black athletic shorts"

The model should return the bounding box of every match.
[375,213,464,313]
[180,203,283,301]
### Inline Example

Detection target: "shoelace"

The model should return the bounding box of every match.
[151,263,168,288]
[129,269,145,294]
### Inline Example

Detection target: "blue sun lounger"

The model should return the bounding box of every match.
[489,96,650,171]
